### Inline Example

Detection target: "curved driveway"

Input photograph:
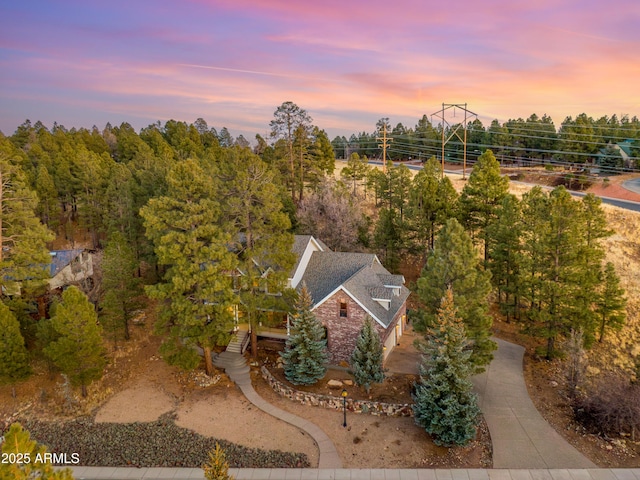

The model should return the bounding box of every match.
[472,338,596,468]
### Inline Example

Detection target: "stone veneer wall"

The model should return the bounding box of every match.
[314,290,392,365]
[261,366,414,417]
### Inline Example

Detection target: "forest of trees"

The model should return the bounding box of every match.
[0,103,631,400]
[331,112,640,174]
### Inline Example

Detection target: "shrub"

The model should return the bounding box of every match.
[573,374,640,441]
[203,443,234,480]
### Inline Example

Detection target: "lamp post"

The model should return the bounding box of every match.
[341,388,348,427]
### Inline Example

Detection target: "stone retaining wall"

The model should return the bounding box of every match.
[261,366,414,417]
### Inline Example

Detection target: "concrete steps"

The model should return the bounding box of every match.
[213,330,251,380]
[213,351,250,375]
[226,329,248,353]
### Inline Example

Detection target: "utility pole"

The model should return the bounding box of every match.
[431,103,477,179]
[377,123,392,173]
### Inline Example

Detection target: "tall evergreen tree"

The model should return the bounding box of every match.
[350,316,385,394]
[570,194,611,346]
[141,160,237,375]
[100,231,144,345]
[280,285,328,385]
[0,135,55,300]
[530,187,581,358]
[34,164,59,230]
[373,208,403,272]
[415,218,495,369]
[519,187,610,357]
[459,149,509,264]
[487,194,523,322]
[519,186,549,330]
[44,286,106,397]
[595,262,627,343]
[0,301,32,397]
[218,148,295,358]
[340,152,370,196]
[406,157,457,255]
[269,101,312,202]
[413,288,480,446]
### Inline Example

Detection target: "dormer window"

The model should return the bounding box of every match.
[339,300,348,318]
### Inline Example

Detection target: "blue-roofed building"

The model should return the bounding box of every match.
[48,249,94,290]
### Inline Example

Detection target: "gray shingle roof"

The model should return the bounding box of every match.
[296,247,409,328]
[343,261,410,328]
[377,273,404,287]
[290,235,333,278]
[368,286,393,300]
[299,252,377,305]
[291,235,313,277]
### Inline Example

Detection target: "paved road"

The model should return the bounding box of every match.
[366,160,640,212]
[622,177,640,195]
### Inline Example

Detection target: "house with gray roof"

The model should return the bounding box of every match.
[289,235,410,365]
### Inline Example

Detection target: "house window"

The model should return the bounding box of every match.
[339,300,348,318]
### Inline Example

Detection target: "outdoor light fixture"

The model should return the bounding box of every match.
[341,388,348,428]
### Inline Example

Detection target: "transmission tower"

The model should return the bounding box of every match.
[376,123,392,173]
[431,103,478,178]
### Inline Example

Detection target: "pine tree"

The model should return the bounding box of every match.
[351,316,385,393]
[413,289,480,446]
[340,152,370,196]
[140,159,238,375]
[0,301,32,397]
[0,423,75,480]
[100,231,144,344]
[519,187,607,357]
[415,218,495,369]
[373,208,403,272]
[595,262,627,343]
[406,157,458,255]
[0,136,55,298]
[202,443,234,480]
[280,285,328,385]
[487,194,523,322]
[43,286,106,397]
[459,149,509,264]
[218,149,295,358]
[571,194,612,346]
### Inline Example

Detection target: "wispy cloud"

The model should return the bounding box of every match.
[1,0,639,137]
[178,63,306,79]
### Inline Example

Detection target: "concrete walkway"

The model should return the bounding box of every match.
[62,337,640,479]
[66,466,640,479]
[213,351,342,469]
[472,338,596,469]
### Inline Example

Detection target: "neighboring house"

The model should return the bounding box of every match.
[288,235,410,365]
[596,139,636,171]
[48,249,94,290]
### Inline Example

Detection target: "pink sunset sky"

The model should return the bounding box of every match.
[1,0,639,139]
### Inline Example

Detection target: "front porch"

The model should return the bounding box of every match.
[235,323,289,341]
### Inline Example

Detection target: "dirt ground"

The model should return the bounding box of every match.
[3,167,638,470]
[1,318,490,469]
[3,311,637,469]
